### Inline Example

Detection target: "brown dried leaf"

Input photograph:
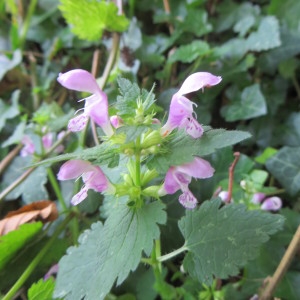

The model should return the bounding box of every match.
[0,200,58,236]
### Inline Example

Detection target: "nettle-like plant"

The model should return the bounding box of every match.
[37,69,283,299]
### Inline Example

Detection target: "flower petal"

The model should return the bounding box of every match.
[251,192,265,204]
[82,167,109,193]
[57,160,94,180]
[178,190,198,209]
[177,157,215,179]
[177,72,222,96]
[57,69,100,94]
[71,186,89,205]
[68,114,89,132]
[261,196,282,211]
[180,117,203,138]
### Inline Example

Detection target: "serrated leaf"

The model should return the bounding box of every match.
[0,222,43,270]
[31,143,119,168]
[246,16,281,51]
[168,41,210,63]
[116,125,149,143]
[179,199,284,285]
[2,157,49,203]
[54,202,166,300]
[1,120,26,147]
[59,0,129,41]
[266,146,300,196]
[221,84,267,122]
[147,129,251,173]
[28,278,55,300]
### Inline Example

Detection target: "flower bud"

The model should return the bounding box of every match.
[142,185,161,198]
[141,130,162,149]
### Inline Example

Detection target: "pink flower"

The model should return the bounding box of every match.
[159,157,214,209]
[161,72,222,138]
[57,69,113,136]
[20,135,35,157]
[251,192,266,204]
[261,196,282,211]
[57,159,112,205]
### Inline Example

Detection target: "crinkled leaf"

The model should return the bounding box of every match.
[28,278,55,300]
[2,157,49,203]
[0,222,43,270]
[54,202,166,300]
[59,0,129,41]
[168,41,210,63]
[148,129,251,173]
[116,78,156,118]
[221,84,267,122]
[246,16,281,51]
[179,199,284,285]
[266,146,300,196]
[0,90,20,132]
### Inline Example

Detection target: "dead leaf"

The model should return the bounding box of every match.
[0,200,58,236]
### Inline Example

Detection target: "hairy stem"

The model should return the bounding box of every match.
[226,152,240,204]
[260,225,300,300]
[47,167,68,212]
[2,213,74,300]
[157,245,188,262]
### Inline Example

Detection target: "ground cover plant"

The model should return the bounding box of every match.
[0,0,300,299]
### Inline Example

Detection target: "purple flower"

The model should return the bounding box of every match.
[20,135,35,157]
[57,159,112,205]
[251,192,266,204]
[261,196,282,211]
[159,157,214,209]
[57,69,113,136]
[161,72,222,138]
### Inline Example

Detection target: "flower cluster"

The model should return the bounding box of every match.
[56,69,221,209]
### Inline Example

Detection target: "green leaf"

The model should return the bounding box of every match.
[0,90,20,132]
[2,157,49,203]
[281,112,300,147]
[0,222,43,270]
[1,120,26,148]
[148,129,251,173]
[179,199,284,285]
[54,202,166,300]
[255,147,278,164]
[266,146,300,196]
[168,41,210,63]
[221,84,267,122]
[28,278,55,300]
[116,125,150,143]
[246,16,281,51]
[59,0,129,41]
[0,49,22,81]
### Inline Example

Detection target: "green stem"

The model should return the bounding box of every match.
[135,137,141,187]
[47,167,68,212]
[157,245,187,262]
[155,239,162,273]
[3,213,74,300]
[19,0,38,50]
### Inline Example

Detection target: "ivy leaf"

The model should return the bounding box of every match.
[221,84,267,122]
[28,278,55,300]
[54,202,166,300]
[168,41,210,63]
[266,146,300,196]
[59,0,129,41]
[179,199,284,285]
[147,129,251,173]
[0,90,20,132]
[2,157,49,203]
[0,50,22,81]
[246,16,281,51]
[0,222,43,270]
